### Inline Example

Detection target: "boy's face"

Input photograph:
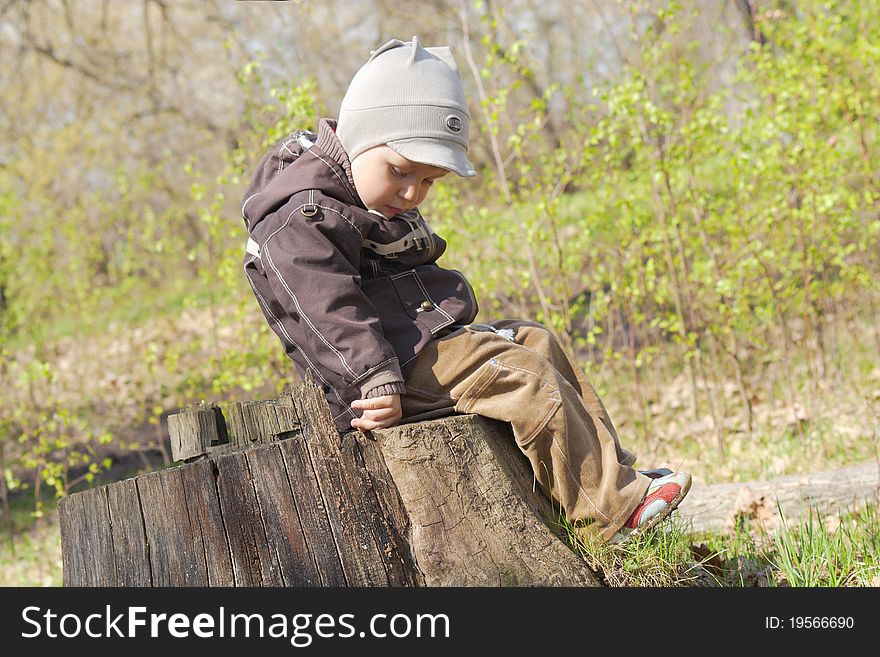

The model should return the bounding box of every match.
[351,145,450,219]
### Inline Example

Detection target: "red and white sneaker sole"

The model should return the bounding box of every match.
[610,472,692,544]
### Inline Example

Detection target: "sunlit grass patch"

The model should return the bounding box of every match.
[765,503,880,587]
[554,494,880,588]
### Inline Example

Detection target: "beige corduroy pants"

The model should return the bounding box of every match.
[400,319,651,541]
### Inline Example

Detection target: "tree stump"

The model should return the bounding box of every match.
[58,378,600,587]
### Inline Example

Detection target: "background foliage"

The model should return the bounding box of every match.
[0,0,878,581]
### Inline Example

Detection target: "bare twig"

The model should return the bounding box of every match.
[457,0,510,202]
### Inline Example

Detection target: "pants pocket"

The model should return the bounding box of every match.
[454,357,502,415]
[455,355,561,448]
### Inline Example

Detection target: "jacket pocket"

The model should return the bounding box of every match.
[389,269,456,332]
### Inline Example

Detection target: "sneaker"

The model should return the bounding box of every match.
[610,471,692,544]
[638,467,673,479]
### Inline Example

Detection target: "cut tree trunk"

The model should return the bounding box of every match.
[58,377,600,587]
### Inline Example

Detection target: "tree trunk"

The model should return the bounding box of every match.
[58,377,600,587]
[375,414,598,586]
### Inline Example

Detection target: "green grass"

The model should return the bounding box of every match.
[0,490,62,587]
[555,498,880,587]
[769,503,880,587]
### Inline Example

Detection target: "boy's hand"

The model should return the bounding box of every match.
[351,394,402,431]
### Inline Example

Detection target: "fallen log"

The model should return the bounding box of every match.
[58,377,599,587]
[678,461,880,535]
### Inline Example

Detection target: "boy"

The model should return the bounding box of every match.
[241,37,690,543]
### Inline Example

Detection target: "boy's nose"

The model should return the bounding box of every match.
[400,184,420,202]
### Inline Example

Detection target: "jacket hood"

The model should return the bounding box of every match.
[240,119,361,234]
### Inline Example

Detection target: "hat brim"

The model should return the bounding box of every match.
[386,138,477,177]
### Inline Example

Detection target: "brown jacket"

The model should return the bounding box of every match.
[242,119,479,432]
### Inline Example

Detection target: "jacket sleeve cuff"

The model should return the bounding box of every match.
[356,362,405,399]
[365,382,407,398]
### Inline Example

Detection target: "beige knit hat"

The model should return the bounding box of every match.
[337,36,476,177]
